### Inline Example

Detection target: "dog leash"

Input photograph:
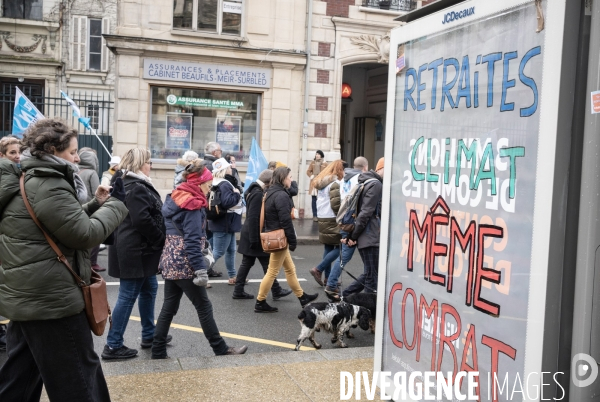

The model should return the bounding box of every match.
[329,243,377,302]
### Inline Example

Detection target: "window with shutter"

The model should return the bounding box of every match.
[101,18,110,72]
[71,16,87,71]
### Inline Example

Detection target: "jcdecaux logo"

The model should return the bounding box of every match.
[442,6,475,24]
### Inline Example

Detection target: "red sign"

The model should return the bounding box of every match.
[592,91,600,114]
[342,83,352,98]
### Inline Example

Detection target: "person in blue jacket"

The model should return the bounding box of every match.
[208,158,243,284]
[152,160,247,359]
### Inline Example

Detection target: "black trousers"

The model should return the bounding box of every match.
[152,279,228,357]
[0,311,110,402]
[234,254,283,295]
[342,246,379,297]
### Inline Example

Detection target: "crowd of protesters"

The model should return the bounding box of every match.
[0,119,384,401]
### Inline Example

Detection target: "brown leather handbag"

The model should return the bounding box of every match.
[20,175,111,336]
[259,193,288,253]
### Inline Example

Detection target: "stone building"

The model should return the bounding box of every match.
[104,0,432,212]
[0,0,118,139]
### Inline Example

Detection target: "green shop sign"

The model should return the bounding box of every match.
[166,95,243,109]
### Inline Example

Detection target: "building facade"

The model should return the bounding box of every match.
[0,0,118,142]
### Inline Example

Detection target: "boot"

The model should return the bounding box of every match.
[298,292,319,307]
[254,299,278,313]
[272,288,293,300]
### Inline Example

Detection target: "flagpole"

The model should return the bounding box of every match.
[86,125,112,158]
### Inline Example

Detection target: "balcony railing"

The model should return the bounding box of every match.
[362,0,417,12]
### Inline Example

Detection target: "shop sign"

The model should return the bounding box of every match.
[144,59,271,89]
[166,95,244,109]
[380,0,566,399]
[341,83,352,98]
[223,1,242,14]
[165,112,192,150]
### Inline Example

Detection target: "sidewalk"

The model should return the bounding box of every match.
[42,347,380,401]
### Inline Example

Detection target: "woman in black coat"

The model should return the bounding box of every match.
[254,167,318,313]
[104,148,166,360]
[233,170,292,300]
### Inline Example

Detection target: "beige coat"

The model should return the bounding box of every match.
[307,160,328,195]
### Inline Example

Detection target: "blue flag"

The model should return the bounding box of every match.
[12,87,45,138]
[61,91,91,129]
[244,137,268,190]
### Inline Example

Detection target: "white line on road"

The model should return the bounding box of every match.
[106,278,308,285]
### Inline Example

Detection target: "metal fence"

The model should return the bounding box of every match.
[362,0,417,12]
[0,89,114,175]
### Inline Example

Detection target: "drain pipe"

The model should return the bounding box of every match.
[298,0,313,218]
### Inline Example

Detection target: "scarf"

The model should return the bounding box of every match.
[171,170,212,210]
[21,149,88,203]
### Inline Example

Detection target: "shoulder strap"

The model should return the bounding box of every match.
[260,193,267,234]
[19,174,85,287]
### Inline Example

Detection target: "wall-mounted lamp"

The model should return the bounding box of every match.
[18,77,24,83]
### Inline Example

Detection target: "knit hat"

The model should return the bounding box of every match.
[186,168,213,186]
[212,158,231,174]
[376,157,384,171]
[258,169,273,184]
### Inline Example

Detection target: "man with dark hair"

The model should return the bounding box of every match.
[340,157,384,297]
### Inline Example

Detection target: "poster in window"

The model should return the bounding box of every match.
[166,112,192,150]
[215,116,241,153]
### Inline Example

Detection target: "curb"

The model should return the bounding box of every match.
[100,346,374,377]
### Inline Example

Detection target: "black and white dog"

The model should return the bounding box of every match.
[295,302,370,350]
[344,293,377,334]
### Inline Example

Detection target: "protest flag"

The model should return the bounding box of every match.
[60,91,112,157]
[244,137,268,189]
[12,87,45,138]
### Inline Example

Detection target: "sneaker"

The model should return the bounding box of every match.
[140,334,172,349]
[232,291,254,300]
[313,217,318,222]
[254,299,278,313]
[308,267,324,286]
[207,269,223,278]
[298,292,319,307]
[225,345,248,355]
[101,345,138,360]
[91,264,106,272]
[272,288,293,300]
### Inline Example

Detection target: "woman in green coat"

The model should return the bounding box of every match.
[0,118,129,402]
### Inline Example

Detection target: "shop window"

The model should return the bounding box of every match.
[150,86,260,163]
[173,0,242,36]
[71,16,110,72]
[2,0,43,20]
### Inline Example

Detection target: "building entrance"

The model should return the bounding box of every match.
[339,63,388,168]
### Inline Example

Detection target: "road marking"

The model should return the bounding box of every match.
[129,316,314,351]
[106,278,308,285]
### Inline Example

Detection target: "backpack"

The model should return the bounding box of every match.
[206,184,228,220]
[336,178,378,233]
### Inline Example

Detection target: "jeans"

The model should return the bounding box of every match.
[152,279,228,357]
[0,311,110,402]
[106,276,158,348]
[316,244,339,279]
[342,246,379,297]
[234,255,283,296]
[326,235,357,289]
[258,248,304,301]
[212,231,237,278]
[311,196,318,218]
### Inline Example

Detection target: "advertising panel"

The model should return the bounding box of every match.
[216,116,241,154]
[165,112,192,150]
[377,0,567,400]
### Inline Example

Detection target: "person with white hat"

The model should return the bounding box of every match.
[101,155,121,187]
[208,157,243,284]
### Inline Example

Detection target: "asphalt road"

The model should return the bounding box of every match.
[79,244,375,360]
